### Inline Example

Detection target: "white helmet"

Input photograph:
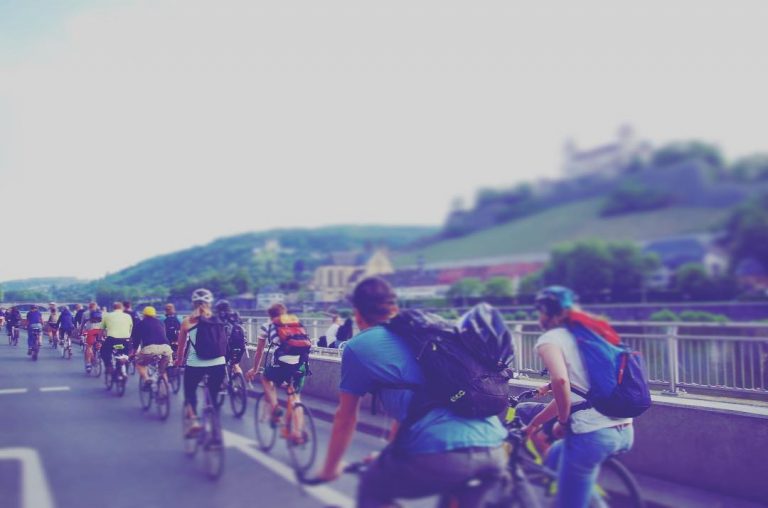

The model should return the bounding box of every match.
[191,288,214,305]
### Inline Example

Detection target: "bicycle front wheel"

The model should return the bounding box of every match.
[228,373,247,418]
[155,378,171,421]
[202,406,224,480]
[253,393,277,452]
[115,373,126,397]
[592,458,644,508]
[286,402,317,473]
[139,378,152,411]
[169,367,181,394]
[92,356,102,377]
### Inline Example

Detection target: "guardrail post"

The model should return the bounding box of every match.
[312,320,318,344]
[663,325,681,396]
[513,323,524,376]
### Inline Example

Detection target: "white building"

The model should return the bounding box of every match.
[562,125,651,179]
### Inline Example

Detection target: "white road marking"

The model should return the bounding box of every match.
[0,448,56,508]
[0,388,28,395]
[39,387,70,393]
[223,429,354,508]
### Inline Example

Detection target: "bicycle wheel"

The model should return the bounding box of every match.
[115,375,126,397]
[155,377,171,421]
[92,356,102,377]
[253,393,277,452]
[228,373,247,418]
[128,359,136,375]
[202,406,224,480]
[105,368,114,390]
[592,458,644,508]
[183,413,199,457]
[169,367,181,394]
[139,378,153,411]
[286,402,317,473]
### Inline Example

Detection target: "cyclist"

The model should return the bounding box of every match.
[123,300,140,332]
[312,277,507,507]
[246,303,309,441]
[7,306,21,342]
[26,305,44,356]
[132,306,173,390]
[215,300,246,376]
[82,302,104,373]
[101,302,134,377]
[46,303,58,345]
[175,288,226,438]
[163,303,181,347]
[73,304,85,329]
[525,286,634,508]
[57,305,75,345]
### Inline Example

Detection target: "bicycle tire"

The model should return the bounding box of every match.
[286,402,317,473]
[92,357,102,377]
[115,375,126,397]
[139,378,152,411]
[592,457,644,508]
[183,413,199,457]
[202,406,224,480]
[105,368,114,390]
[228,373,247,418]
[169,367,181,394]
[156,377,171,421]
[128,359,136,376]
[253,393,277,452]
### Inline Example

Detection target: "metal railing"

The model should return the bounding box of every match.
[241,317,768,399]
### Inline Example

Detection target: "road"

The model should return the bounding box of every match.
[0,335,433,508]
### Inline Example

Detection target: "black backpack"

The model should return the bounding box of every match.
[165,315,181,342]
[228,321,247,350]
[336,318,354,342]
[385,303,514,421]
[191,315,227,359]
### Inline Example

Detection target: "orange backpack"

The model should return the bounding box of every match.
[273,315,312,357]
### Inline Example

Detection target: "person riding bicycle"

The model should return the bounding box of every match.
[73,303,85,329]
[101,302,134,376]
[81,302,104,373]
[132,306,173,391]
[163,303,182,349]
[7,306,21,340]
[525,286,634,508]
[312,277,507,507]
[57,305,75,344]
[46,303,59,344]
[246,303,310,442]
[26,305,44,355]
[176,288,227,438]
[215,299,246,376]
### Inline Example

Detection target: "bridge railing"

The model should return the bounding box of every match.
[241,317,768,399]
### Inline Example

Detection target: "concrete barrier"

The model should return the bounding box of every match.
[286,357,768,504]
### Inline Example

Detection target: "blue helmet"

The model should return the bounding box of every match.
[535,286,576,316]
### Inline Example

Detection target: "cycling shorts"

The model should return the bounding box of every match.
[265,362,307,393]
[85,329,102,346]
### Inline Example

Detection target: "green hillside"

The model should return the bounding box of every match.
[394,199,730,267]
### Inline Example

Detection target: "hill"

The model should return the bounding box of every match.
[394,199,730,267]
[101,225,435,291]
[0,277,87,291]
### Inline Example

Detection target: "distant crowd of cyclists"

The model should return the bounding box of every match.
[0,277,643,508]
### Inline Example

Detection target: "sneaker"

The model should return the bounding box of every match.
[185,419,203,438]
[86,365,92,373]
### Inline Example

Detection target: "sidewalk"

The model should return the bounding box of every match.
[247,389,766,508]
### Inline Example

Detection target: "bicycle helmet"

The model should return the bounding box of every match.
[457,302,514,369]
[191,288,214,305]
[534,286,576,317]
[214,299,232,314]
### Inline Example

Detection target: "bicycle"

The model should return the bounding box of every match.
[84,336,103,377]
[183,374,225,480]
[253,368,317,473]
[59,330,73,360]
[497,389,644,508]
[138,355,171,421]
[104,343,130,397]
[8,325,20,346]
[216,360,248,418]
[28,327,42,361]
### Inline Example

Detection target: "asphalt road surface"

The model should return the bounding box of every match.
[0,333,434,508]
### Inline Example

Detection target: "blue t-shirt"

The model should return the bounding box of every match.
[26,310,43,325]
[340,325,506,455]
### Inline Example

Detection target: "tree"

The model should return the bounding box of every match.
[674,263,739,301]
[607,243,659,300]
[600,183,673,217]
[730,154,768,182]
[447,278,484,306]
[652,141,724,170]
[723,193,768,271]
[482,277,515,301]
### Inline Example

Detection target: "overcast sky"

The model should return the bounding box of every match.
[1,1,767,282]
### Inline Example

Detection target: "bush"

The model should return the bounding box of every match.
[601,183,673,217]
[678,310,729,323]
[649,309,679,322]
[510,310,530,321]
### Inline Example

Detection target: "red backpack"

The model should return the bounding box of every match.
[273,314,312,360]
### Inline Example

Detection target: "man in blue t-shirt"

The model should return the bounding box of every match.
[313,277,507,507]
[26,305,44,354]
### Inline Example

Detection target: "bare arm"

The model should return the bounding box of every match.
[319,392,361,481]
[176,318,190,366]
[537,343,572,424]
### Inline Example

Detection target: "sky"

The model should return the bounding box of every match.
[1,1,767,282]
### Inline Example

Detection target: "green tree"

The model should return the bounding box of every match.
[607,243,659,300]
[482,277,515,300]
[519,271,544,296]
[652,141,724,170]
[723,193,768,270]
[600,183,673,217]
[730,154,768,182]
[447,278,484,306]
[544,241,613,299]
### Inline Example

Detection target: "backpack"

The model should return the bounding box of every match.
[336,318,354,342]
[568,318,652,418]
[191,315,227,360]
[228,321,247,350]
[385,303,514,421]
[273,314,312,360]
[90,310,103,323]
[165,315,181,342]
